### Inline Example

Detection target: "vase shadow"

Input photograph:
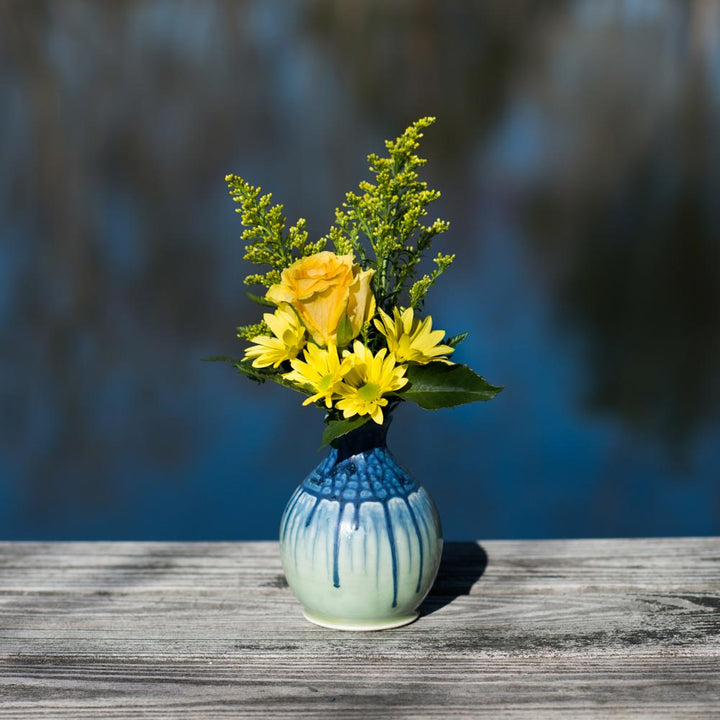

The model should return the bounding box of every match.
[419,541,488,617]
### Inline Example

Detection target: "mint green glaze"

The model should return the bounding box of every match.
[279,421,443,630]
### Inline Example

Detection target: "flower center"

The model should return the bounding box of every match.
[317,373,335,392]
[357,382,381,402]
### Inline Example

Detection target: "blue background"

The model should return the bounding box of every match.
[1,0,719,540]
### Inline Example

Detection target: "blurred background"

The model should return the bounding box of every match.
[1,0,719,541]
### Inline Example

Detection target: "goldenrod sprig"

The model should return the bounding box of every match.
[324,117,452,311]
[409,252,455,309]
[236,320,270,341]
[226,174,325,289]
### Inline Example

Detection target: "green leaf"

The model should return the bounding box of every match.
[246,291,275,308]
[445,332,468,349]
[237,360,313,394]
[231,359,269,385]
[321,416,370,449]
[335,313,354,348]
[399,363,503,409]
[206,354,313,396]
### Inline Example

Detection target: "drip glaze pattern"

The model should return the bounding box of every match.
[279,420,443,630]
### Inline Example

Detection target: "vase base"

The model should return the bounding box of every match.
[302,609,419,631]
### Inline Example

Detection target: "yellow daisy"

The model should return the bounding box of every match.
[243,303,306,369]
[283,343,351,408]
[374,307,454,364]
[335,341,408,424]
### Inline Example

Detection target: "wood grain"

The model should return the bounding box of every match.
[1,538,719,718]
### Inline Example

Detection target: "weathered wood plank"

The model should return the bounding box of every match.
[0,538,719,718]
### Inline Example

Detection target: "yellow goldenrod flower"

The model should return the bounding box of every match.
[266,251,375,347]
[283,343,351,408]
[374,307,454,364]
[243,303,306,369]
[335,341,408,424]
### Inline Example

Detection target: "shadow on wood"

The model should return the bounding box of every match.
[419,541,488,616]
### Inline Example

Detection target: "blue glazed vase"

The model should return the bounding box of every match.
[279,417,443,630]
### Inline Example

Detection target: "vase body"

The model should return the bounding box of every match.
[279,419,443,630]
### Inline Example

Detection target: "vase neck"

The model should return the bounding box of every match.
[333,417,392,461]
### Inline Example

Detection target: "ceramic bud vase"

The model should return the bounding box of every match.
[279,417,443,630]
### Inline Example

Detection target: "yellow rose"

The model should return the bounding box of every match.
[266,251,376,347]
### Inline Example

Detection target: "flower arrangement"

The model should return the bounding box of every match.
[215,117,502,446]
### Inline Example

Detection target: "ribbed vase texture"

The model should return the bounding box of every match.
[279,420,443,630]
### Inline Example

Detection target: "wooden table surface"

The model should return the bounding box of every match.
[1,538,719,718]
